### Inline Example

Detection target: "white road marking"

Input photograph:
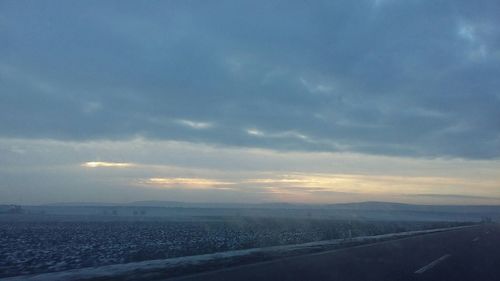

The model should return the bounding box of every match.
[472,237,480,242]
[414,254,451,274]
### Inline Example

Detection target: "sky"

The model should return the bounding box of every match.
[1,0,500,205]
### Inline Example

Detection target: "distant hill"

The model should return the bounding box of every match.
[14,200,498,222]
[42,201,306,209]
[0,204,24,214]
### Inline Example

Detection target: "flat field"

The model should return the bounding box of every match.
[0,214,467,278]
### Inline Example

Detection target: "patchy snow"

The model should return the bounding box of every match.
[1,225,473,281]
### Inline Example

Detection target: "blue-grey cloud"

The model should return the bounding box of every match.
[1,0,499,158]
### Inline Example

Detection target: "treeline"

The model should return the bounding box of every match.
[0,205,24,214]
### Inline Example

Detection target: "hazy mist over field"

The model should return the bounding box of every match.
[1,0,500,205]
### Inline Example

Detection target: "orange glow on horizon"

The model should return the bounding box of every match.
[141,177,233,189]
[81,161,134,168]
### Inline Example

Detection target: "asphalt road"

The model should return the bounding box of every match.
[169,224,499,281]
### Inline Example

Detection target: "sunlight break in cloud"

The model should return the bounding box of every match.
[142,177,233,189]
[246,128,312,142]
[81,161,134,168]
[176,119,214,129]
[246,128,265,136]
[244,173,500,196]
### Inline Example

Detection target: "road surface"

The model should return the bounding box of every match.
[169,223,499,281]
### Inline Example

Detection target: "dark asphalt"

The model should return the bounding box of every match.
[168,224,500,281]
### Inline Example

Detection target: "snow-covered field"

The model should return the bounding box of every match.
[0,215,470,279]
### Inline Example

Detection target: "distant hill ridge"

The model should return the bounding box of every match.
[7,200,499,222]
[38,200,500,212]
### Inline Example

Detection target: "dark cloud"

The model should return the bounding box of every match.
[1,0,499,158]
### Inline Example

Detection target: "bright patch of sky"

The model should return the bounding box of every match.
[1,138,499,205]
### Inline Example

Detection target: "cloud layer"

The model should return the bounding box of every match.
[1,138,499,204]
[1,0,500,159]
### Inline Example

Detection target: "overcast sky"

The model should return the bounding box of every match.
[1,0,499,205]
